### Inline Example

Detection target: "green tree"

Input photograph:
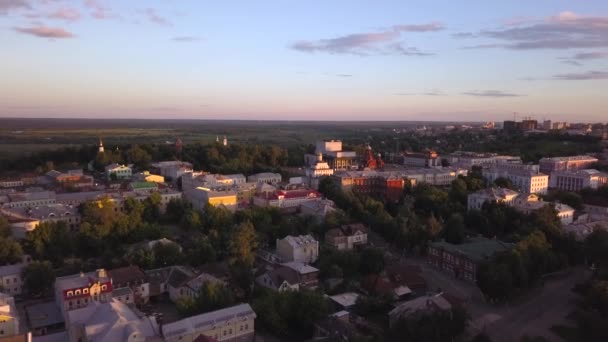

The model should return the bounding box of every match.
[0,216,11,238]
[143,192,162,223]
[181,209,202,230]
[494,177,515,190]
[25,221,72,265]
[126,145,152,168]
[359,247,385,276]
[229,221,257,266]
[444,213,466,244]
[0,236,23,265]
[177,281,235,317]
[152,242,183,267]
[22,261,55,297]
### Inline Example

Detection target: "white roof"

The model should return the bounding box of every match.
[281,262,319,274]
[329,292,359,308]
[0,263,25,277]
[67,299,159,341]
[162,303,256,339]
[280,234,318,247]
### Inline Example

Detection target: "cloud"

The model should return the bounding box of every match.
[144,8,171,26]
[463,90,522,97]
[464,12,608,50]
[48,7,81,21]
[171,36,202,42]
[335,74,353,77]
[395,90,446,96]
[14,25,74,38]
[291,22,440,56]
[568,51,608,60]
[552,70,608,80]
[561,60,582,66]
[452,32,475,38]
[0,0,29,15]
[85,0,112,19]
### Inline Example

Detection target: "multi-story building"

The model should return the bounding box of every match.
[447,151,522,169]
[151,161,194,181]
[107,266,150,305]
[256,262,319,292]
[247,172,282,185]
[512,194,575,225]
[169,272,225,303]
[305,140,358,170]
[467,188,519,211]
[305,153,334,189]
[403,150,441,168]
[1,190,56,209]
[253,189,322,209]
[185,187,237,211]
[133,171,165,183]
[0,292,19,338]
[0,256,31,296]
[325,223,368,250]
[104,163,132,180]
[66,299,160,342]
[428,237,514,282]
[550,169,608,192]
[1,203,81,237]
[162,303,256,342]
[482,167,549,194]
[539,155,598,175]
[54,269,113,318]
[276,234,319,264]
[0,178,24,188]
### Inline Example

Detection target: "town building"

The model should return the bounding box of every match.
[305,140,358,170]
[0,256,31,296]
[162,303,256,342]
[325,223,368,250]
[247,172,282,185]
[151,161,194,181]
[482,167,549,194]
[185,187,238,211]
[276,234,319,264]
[428,237,514,282]
[563,219,608,241]
[0,178,24,188]
[447,151,522,169]
[54,269,113,318]
[512,194,575,225]
[1,190,56,209]
[26,300,65,336]
[255,266,301,292]
[104,163,132,180]
[299,199,336,221]
[331,170,406,202]
[145,266,192,298]
[539,155,599,174]
[133,171,165,183]
[281,262,319,288]
[1,203,81,237]
[169,272,225,303]
[0,292,19,338]
[549,169,608,192]
[403,150,441,168]
[253,189,322,209]
[305,153,334,189]
[66,298,160,342]
[107,266,150,305]
[467,188,519,211]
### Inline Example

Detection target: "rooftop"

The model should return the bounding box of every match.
[279,234,318,247]
[540,155,598,162]
[281,261,319,274]
[430,237,514,262]
[162,303,256,339]
[329,292,359,308]
[26,301,65,329]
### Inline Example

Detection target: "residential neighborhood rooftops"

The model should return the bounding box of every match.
[329,292,359,308]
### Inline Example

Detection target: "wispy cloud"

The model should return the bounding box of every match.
[553,70,608,80]
[463,90,522,97]
[0,0,29,15]
[461,12,608,50]
[48,7,81,21]
[568,51,608,60]
[395,90,446,96]
[85,0,113,20]
[335,74,353,77]
[14,25,74,38]
[144,8,171,26]
[171,36,203,42]
[291,22,441,56]
[560,60,582,66]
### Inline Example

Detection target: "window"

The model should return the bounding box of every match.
[83,288,89,294]
[75,289,81,295]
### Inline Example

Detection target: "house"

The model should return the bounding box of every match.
[276,234,319,264]
[66,298,160,342]
[325,223,368,250]
[0,255,31,296]
[282,262,319,288]
[104,163,132,180]
[299,199,336,221]
[467,187,519,211]
[428,237,514,282]
[329,292,359,310]
[0,292,19,338]
[25,300,65,336]
[54,269,113,318]
[107,265,150,305]
[388,293,452,326]
[162,303,256,342]
[134,171,165,183]
[255,267,300,292]
[169,272,225,303]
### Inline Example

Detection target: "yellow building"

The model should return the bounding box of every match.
[186,187,237,211]
[0,293,19,338]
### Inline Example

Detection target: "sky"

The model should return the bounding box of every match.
[1,0,608,122]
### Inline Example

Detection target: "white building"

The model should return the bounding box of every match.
[0,256,31,296]
[0,292,19,338]
[550,169,608,192]
[1,203,81,237]
[276,234,319,264]
[162,303,256,342]
[467,188,520,211]
[54,269,114,319]
[403,150,441,168]
[539,155,598,174]
[247,172,282,185]
[253,189,323,209]
[305,153,334,189]
[105,163,132,180]
[66,298,160,342]
[1,190,56,209]
[483,167,549,194]
[151,161,194,181]
[447,151,522,168]
[512,194,575,225]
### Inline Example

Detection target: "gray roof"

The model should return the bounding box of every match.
[430,237,514,262]
[162,303,256,339]
[0,263,25,277]
[26,301,64,329]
